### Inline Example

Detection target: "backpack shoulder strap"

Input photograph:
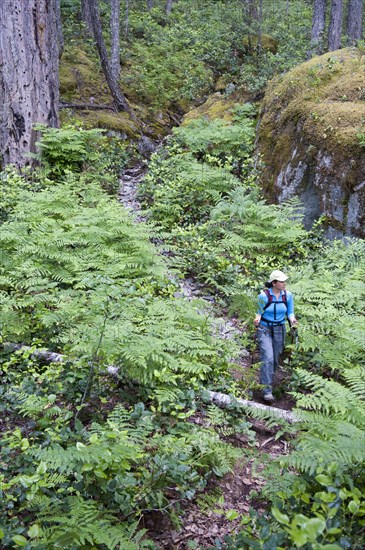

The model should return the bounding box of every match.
[263,288,272,311]
[263,289,287,311]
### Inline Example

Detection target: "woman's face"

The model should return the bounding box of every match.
[272,280,286,291]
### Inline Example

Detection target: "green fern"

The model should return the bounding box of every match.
[35,497,145,549]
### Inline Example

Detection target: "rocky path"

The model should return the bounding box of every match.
[118,162,292,549]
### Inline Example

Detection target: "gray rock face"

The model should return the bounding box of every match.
[263,132,365,238]
[256,49,365,239]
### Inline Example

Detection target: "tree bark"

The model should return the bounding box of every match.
[81,0,93,35]
[241,0,259,52]
[328,0,343,51]
[147,0,154,10]
[207,391,299,423]
[257,0,263,53]
[125,0,130,40]
[55,0,64,57]
[166,0,174,15]
[88,0,137,119]
[0,0,60,169]
[310,0,327,55]
[110,0,121,82]
[347,0,363,45]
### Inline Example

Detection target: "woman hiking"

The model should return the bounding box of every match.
[253,270,298,402]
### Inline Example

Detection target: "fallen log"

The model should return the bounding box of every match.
[2,343,299,422]
[2,343,64,363]
[206,390,299,423]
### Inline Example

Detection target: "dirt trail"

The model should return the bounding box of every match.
[119,162,293,549]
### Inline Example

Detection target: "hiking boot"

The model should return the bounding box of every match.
[263,392,275,402]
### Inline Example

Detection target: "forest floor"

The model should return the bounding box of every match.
[119,162,295,550]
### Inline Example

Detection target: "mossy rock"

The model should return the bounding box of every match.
[242,34,278,54]
[82,111,140,139]
[260,49,365,153]
[258,48,365,237]
[181,93,239,125]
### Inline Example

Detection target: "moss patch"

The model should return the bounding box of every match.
[241,33,278,54]
[59,47,110,104]
[181,93,241,125]
[260,48,365,155]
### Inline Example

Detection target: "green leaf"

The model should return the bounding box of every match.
[225,509,239,521]
[20,439,29,451]
[36,462,47,475]
[12,535,28,547]
[348,500,359,514]
[89,433,99,444]
[272,507,290,525]
[305,517,326,540]
[28,524,41,538]
[315,474,332,486]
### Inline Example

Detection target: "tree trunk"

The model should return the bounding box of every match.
[55,0,64,57]
[166,0,173,15]
[81,0,93,35]
[207,391,299,423]
[110,0,121,82]
[257,0,263,53]
[0,0,60,169]
[88,0,136,119]
[347,0,363,45]
[125,0,130,39]
[310,0,327,54]
[147,0,154,10]
[328,0,343,51]
[242,0,259,52]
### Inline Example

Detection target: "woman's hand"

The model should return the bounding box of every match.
[254,315,261,327]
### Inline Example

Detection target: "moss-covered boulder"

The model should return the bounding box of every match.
[181,92,244,125]
[258,48,365,237]
[242,33,278,55]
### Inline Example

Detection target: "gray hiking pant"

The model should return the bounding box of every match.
[257,324,286,394]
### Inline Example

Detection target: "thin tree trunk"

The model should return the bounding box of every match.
[309,0,327,56]
[110,0,121,82]
[88,0,136,119]
[81,0,93,35]
[147,0,154,10]
[347,0,363,45]
[166,0,173,15]
[125,0,130,39]
[242,0,258,52]
[55,0,64,57]
[257,0,263,53]
[328,0,343,51]
[0,0,59,168]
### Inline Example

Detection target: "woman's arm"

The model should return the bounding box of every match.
[287,292,298,325]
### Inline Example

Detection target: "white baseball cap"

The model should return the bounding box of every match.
[269,270,289,282]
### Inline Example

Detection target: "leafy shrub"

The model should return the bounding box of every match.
[139,113,307,294]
